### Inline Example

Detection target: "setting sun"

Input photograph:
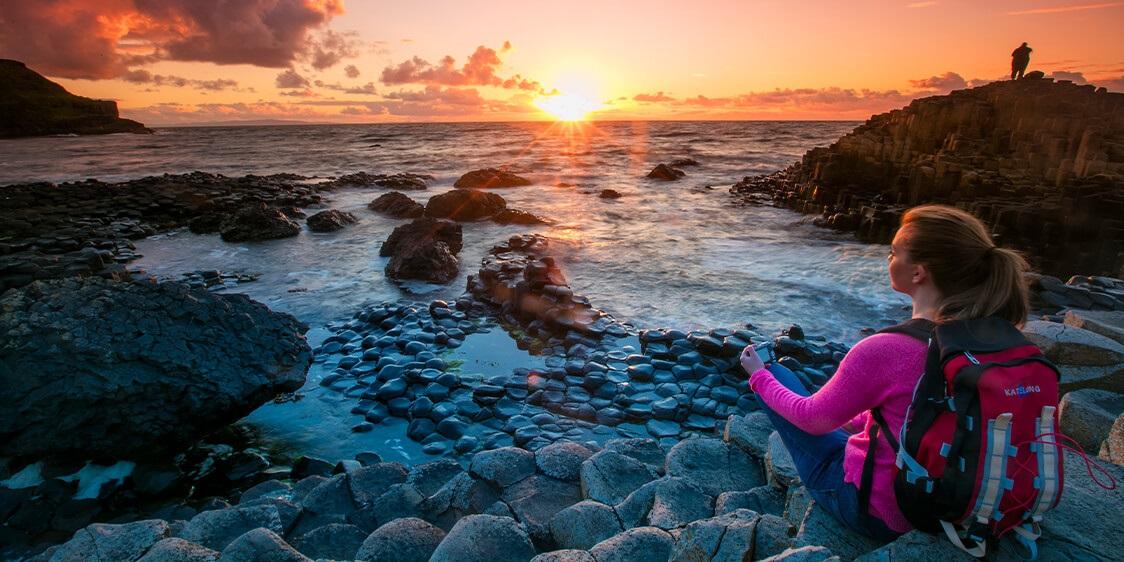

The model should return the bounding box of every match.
[534,93,603,121]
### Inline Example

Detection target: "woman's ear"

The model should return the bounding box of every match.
[912,263,929,286]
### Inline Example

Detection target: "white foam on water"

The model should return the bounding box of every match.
[60,461,137,500]
[0,462,44,489]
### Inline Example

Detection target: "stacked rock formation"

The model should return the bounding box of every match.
[0,277,311,460]
[731,78,1124,277]
[27,428,1122,561]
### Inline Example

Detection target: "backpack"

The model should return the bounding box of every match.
[859,316,1063,559]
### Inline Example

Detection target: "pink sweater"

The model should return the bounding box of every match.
[749,332,927,533]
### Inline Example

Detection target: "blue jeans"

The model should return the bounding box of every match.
[755,363,901,542]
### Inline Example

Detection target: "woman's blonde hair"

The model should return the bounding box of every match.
[899,205,1030,326]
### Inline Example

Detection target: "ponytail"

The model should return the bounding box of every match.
[900,205,1030,326]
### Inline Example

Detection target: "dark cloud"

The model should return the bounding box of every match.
[380,43,542,92]
[0,0,344,79]
[344,64,360,78]
[909,71,968,91]
[276,69,310,89]
[308,29,361,70]
[679,95,732,107]
[121,68,242,91]
[633,91,674,103]
[1095,75,1124,91]
[383,86,485,106]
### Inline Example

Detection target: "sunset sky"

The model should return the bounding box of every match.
[3,0,1123,125]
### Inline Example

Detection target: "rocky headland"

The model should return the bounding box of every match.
[730,77,1124,277]
[0,60,151,138]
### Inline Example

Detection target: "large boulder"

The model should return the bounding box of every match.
[220,527,310,562]
[470,446,536,487]
[369,192,424,218]
[724,412,774,459]
[588,527,674,562]
[1064,310,1124,345]
[501,474,583,546]
[219,201,301,242]
[0,277,310,459]
[536,442,594,482]
[425,189,507,221]
[178,503,287,551]
[1058,389,1124,453]
[428,514,537,562]
[291,523,366,560]
[669,509,761,562]
[580,450,660,505]
[664,438,765,497]
[380,217,463,284]
[493,208,548,225]
[454,168,532,188]
[46,520,170,562]
[549,500,623,551]
[1101,413,1124,466]
[356,517,446,562]
[647,164,685,181]
[306,209,358,232]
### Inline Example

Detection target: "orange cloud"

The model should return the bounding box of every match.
[380,43,542,91]
[634,92,675,103]
[0,0,344,79]
[1008,2,1119,15]
[909,71,968,91]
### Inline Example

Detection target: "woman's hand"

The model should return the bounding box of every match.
[740,344,766,379]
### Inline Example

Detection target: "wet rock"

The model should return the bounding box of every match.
[426,189,508,221]
[381,217,463,284]
[292,523,366,560]
[793,502,886,560]
[219,202,301,242]
[1059,389,1124,453]
[429,514,537,562]
[292,457,335,480]
[589,526,674,562]
[454,168,533,189]
[469,446,536,487]
[369,192,425,218]
[306,209,358,232]
[647,164,686,181]
[599,189,622,199]
[0,277,310,459]
[549,500,623,551]
[220,527,310,562]
[668,509,760,562]
[580,450,660,505]
[494,208,548,225]
[665,438,765,497]
[136,537,219,562]
[380,216,464,257]
[321,172,432,190]
[355,517,445,562]
[49,520,170,562]
[536,442,594,482]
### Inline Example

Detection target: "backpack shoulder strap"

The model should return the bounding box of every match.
[876,318,936,343]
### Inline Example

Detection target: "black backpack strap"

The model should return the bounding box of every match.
[876,318,936,343]
[859,407,899,525]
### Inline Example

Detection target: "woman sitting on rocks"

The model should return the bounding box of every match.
[739,204,1030,540]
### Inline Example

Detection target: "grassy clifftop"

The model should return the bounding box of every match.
[0,59,151,138]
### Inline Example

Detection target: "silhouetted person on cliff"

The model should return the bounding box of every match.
[1011,42,1032,80]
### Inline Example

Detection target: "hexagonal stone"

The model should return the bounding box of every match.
[589,527,674,562]
[536,442,594,482]
[665,438,764,497]
[549,500,624,551]
[428,514,537,562]
[355,517,445,562]
[469,447,536,487]
[580,450,659,505]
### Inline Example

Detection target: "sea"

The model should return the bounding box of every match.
[0,121,912,461]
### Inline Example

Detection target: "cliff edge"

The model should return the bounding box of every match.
[0,59,151,138]
[733,77,1124,277]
